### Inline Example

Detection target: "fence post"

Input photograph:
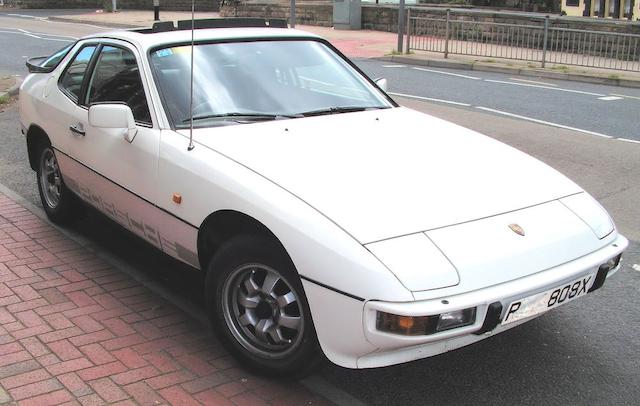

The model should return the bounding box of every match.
[444,9,450,59]
[397,0,406,54]
[542,15,549,68]
[405,7,411,54]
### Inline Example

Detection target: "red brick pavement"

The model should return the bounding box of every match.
[0,191,332,405]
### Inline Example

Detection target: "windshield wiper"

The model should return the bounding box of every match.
[296,106,387,117]
[182,112,301,123]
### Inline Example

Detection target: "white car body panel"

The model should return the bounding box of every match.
[424,199,605,293]
[188,107,583,244]
[18,27,628,370]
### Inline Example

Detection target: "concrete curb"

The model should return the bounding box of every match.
[378,55,640,89]
[7,76,23,96]
[47,15,139,29]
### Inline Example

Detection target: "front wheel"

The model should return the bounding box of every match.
[206,235,321,376]
[36,145,79,224]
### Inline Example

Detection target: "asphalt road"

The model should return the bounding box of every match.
[1,12,639,405]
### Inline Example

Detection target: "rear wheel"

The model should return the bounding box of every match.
[206,235,320,376]
[36,145,80,224]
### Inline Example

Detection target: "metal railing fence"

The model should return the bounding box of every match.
[406,9,640,72]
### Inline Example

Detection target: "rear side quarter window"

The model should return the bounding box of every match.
[58,45,98,103]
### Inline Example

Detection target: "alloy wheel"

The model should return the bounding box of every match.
[221,263,304,359]
[39,148,62,209]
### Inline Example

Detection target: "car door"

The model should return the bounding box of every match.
[41,42,98,167]
[53,40,165,250]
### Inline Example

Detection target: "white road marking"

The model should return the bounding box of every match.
[28,31,77,39]
[617,138,640,144]
[6,13,45,19]
[632,264,640,272]
[598,96,623,101]
[382,65,406,68]
[389,92,471,106]
[610,93,640,101]
[509,77,558,87]
[0,27,76,41]
[475,107,613,139]
[411,67,481,80]
[484,79,605,97]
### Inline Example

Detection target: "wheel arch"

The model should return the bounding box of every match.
[26,124,51,171]
[197,209,290,272]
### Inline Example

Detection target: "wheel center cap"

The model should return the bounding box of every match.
[256,299,277,319]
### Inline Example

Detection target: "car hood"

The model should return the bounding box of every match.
[186,107,583,244]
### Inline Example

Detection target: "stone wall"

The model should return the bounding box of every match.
[5,0,101,8]
[221,1,333,25]
[4,0,219,10]
[222,3,639,34]
[107,0,220,11]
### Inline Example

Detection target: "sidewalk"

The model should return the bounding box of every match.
[0,186,331,405]
[46,9,640,88]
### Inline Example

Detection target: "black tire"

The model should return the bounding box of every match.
[205,235,321,377]
[35,143,81,225]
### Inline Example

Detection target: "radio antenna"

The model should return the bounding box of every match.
[187,0,195,151]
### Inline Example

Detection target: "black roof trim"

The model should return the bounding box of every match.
[132,18,289,34]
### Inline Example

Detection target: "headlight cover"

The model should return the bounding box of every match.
[366,233,460,291]
[560,193,614,239]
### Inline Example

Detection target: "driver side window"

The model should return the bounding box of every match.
[85,45,152,125]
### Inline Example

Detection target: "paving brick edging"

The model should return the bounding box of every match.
[0,183,333,406]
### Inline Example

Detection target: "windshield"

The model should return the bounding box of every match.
[150,39,392,128]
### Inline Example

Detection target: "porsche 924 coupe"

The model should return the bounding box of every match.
[19,18,627,375]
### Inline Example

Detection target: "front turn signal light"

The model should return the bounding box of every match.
[376,307,477,336]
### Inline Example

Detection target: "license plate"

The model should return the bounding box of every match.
[502,273,596,325]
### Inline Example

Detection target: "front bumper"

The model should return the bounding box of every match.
[358,234,627,368]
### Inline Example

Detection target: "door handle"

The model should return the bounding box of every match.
[69,124,85,136]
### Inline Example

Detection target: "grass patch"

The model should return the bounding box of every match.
[608,74,620,80]
[0,93,10,105]
[385,49,414,56]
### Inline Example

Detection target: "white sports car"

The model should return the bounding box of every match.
[19,19,627,375]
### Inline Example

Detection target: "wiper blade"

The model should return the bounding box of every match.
[182,112,300,123]
[297,106,385,117]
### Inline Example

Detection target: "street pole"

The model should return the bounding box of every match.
[397,0,405,53]
[154,0,160,21]
[444,9,450,59]
[290,0,296,28]
[112,0,117,12]
[541,15,549,68]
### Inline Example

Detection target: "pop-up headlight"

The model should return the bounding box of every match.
[560,193,614,239]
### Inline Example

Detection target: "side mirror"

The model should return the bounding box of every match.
[26,57,54,73]
[88,103,138,143]
[374,78,388,92]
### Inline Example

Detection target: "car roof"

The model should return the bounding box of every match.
[82,27,322,52]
